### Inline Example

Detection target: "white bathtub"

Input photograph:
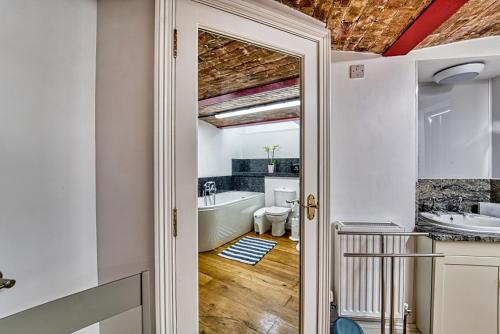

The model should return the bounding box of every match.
[198,191,265,252]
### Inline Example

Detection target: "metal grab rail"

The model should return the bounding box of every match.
[339,231,444,334]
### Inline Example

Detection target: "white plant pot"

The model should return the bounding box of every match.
[268,165,275,173]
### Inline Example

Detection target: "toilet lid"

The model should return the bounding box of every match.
[265,206,291,216]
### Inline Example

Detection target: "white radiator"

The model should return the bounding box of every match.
[333,221,406,321]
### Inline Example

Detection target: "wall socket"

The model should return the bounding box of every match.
[349,64,365,79]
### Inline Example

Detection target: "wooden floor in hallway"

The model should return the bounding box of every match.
[198,232,300,334]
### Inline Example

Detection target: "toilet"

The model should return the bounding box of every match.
[253,188,296,236]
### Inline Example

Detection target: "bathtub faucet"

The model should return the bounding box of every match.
[203,181,217,205]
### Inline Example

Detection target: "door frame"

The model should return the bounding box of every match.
[154,0,332,333]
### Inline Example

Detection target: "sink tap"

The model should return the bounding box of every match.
[457,196,465,215]
[428,197,441,215]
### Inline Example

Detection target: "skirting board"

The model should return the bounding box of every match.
[359,321,421,334]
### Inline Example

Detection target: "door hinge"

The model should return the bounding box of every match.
[173,29,178,58]
[172,208,178,237]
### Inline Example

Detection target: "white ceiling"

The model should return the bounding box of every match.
[418,55,500,83]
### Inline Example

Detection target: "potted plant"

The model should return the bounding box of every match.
[264,144,279,173]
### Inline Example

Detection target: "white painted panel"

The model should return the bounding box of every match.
[493,76,500,178]
[0,0,98,320]
[418,81,491,179]
[331,57,416,229]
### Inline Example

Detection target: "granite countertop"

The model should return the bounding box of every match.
[416,218,500,243]
[232,172,299,178]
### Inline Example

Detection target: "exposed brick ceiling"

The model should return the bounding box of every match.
[198,30,300,100]
[198,30,300,127]
[417,0,500,49]
[275,0,433,54]
[275,0,500,54]
[197,1,500,127]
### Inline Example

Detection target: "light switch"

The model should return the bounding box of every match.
[349,64,365,79]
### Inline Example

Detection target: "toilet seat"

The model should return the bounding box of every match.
[265,206,291,216]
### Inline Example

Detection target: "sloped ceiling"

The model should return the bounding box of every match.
[275,0,500,54]
[275,0,433,53]
[417,0,500,49]
[198,1,500,127]
[198,31,300,100]
[198,31,301,127]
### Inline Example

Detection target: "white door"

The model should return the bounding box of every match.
[174,0,321,333]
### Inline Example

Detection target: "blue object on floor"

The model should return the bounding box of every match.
[331,317,364,334]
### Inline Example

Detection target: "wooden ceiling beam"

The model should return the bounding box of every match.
[383,0,469,57]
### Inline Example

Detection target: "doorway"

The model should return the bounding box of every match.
[155,0,332,333]
[197,29,302,333]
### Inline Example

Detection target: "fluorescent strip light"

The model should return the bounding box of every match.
[427,109,451,123]
[214,99,300,119]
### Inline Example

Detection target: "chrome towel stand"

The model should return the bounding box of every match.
[337,231,444,334]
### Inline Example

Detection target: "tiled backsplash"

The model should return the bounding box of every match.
[232,158,300,176]
[492,180,500,203]
[198,176,232,196]
[198,158,300,195]
[232,175,265,193]
[417,179,491,213]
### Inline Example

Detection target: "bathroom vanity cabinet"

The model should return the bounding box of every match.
[416,239,500,334]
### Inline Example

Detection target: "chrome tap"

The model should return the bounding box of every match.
[457,196,465,215]
[202,181,217,205]
[429,197,441,215]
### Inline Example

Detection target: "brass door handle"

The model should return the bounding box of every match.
[0,272,16,290]
[287,194,318,220]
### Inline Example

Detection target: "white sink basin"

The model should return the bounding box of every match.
[420,212,500,234]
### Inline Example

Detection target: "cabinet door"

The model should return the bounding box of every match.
[432,256,500,334]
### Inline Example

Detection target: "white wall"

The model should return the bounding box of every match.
[264,177,300,206]
[330,55,417,327]
[197,120,300,177]
[0,0,98,325]
[410,36,500,61]
[418,80,491,179]
[235,122,300,159]
[197,120,237,177]
[95,0,155,332]
[331,57,417,229]
[493,76,500,178]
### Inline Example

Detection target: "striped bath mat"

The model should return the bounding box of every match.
[218,236,277,265]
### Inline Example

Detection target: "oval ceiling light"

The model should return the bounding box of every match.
[433,62,485,85]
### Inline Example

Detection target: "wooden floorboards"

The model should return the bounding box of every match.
[199,232,300,334]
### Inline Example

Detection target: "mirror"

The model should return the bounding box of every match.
[417,55,500,213]
[197,30,301,333]
[417,55,500,180]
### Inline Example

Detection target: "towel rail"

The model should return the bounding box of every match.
[340,230,443,334]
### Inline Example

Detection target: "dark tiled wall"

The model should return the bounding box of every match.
[198,176,232,196]
[491,179,500,203]
[232,158,300,176]
[232,175,265,193]
[416,179,491,213]
[198,158,300,195]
